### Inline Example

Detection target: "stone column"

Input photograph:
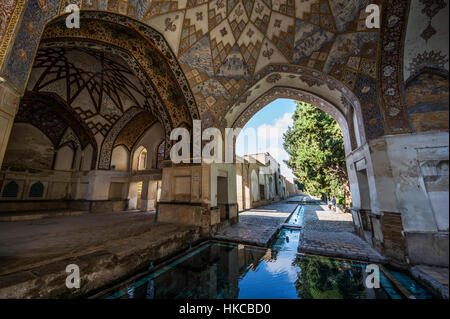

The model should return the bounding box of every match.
[157,161,238,235]
[0,79,21,166]
[141,179,158,211]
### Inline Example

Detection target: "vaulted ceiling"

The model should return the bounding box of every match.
[49,0,380,129]
[28,47,152,137]
[3,0,449,143]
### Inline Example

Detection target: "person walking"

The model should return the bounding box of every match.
[331,196,336,212]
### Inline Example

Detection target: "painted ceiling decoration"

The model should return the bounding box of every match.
[2,0,447,141]
[1,1,381,130]
[38,16,197,131]
[403,0,449,83]
[113,111,158,151]
[28,46,153,137]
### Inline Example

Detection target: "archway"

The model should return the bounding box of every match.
[0,1,446,276]
[226,70,374,220]
[111,145,129,171]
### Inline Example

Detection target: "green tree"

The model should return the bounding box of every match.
[283,101,350,207]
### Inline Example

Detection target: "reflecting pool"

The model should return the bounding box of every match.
[105,229,396,299]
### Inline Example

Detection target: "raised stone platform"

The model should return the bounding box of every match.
[299,230,386,263]
[213,200,298,246]
[0,211,201,298]
[298,204,386,263]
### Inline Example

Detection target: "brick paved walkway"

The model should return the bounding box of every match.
[298,203,386,263]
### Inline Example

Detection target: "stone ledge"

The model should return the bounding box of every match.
[0,209,89,222]
[298,230,387,264]
[0,225,201,298]
[411,265,449,299]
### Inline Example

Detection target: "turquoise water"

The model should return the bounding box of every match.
[105,228,394,299]
[103,205,433,299]
[390,270,433,299]
[286,205,304,227]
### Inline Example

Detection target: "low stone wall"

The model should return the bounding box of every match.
[406,232,449,267]
[0,199,127,214]
[157,202,220,236]
[0,199,75,212]
[0,224,201,298]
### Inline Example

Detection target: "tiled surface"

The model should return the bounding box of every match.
[298,203,385,263]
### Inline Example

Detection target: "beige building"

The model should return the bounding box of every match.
[236,153,300,211]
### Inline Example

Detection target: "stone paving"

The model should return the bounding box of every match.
[411,265,449,299]
[298,203,386,263]
[214,200,298,246]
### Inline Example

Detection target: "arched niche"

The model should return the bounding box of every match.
[3,123,54,170]
[81,145,94,171]
[2,181,19,198]
[54,145,74,171]
[29,181,44,198]
[132,146,148,171]
[111,145,129,171]
[131,122,165,171]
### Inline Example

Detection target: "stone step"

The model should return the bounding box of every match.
[0,209,89,222]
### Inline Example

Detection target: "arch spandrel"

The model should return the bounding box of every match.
[228,86,354,155]
[220,64,366,151]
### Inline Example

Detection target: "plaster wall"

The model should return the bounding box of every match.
[383,132,448,233]
[131,122,164,170]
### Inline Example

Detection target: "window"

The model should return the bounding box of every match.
[156,140,166,169]
[2,181,19,198]
[29,181,44,198]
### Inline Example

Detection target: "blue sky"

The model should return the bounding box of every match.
[235,98,297,181]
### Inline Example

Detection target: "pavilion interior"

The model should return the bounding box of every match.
[0,0,448,298]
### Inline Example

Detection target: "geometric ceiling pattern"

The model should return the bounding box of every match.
[158,0,379,126]
[27,47,152,137]
[5,0,445,142]
[2,0,381,130]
